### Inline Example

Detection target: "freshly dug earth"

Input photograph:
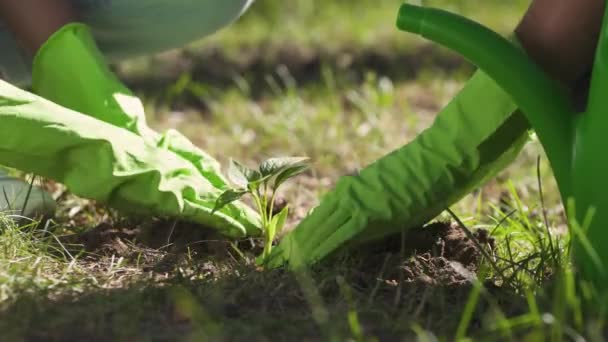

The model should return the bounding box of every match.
[2,220,510,341]
[348,222,491,285]
[62,219,488,287]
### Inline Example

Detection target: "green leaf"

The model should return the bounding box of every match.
[273,164,310,190]
[267,215,278,243]
[274,205,289,236]
[259,157,310,177]
[228,159,261,187]
[265,206,289,244]
[255,254,265,266]
[212,189,248,214]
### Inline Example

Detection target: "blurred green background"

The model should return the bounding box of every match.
[119,0,530,90]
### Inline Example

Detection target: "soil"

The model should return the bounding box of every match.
[59,219,250,259]
[350,222,494,287]
[59,218,492,291]
[5,212,517,341]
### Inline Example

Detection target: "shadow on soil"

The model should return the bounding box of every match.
[0,222,527,341]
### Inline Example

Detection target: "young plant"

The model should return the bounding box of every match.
[212,157,310,261]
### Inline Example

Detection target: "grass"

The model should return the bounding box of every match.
[2,0,608,340]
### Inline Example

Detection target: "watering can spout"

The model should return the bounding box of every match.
[396,4,425,34]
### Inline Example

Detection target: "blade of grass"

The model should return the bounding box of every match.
[447,208,507,283]
[536,156,558,267]
[19,175,36,217]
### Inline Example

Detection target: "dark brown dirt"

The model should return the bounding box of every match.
[66,223,140,254]
[403,222,481,266]
[351,222,494,287]
[5,216,523,341]
[59,219,257,259]
[58,217,492,289]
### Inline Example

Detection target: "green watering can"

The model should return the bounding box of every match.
[269,3,608,290]
[397,3,608,285]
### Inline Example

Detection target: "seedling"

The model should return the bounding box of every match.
[213,157,310,261]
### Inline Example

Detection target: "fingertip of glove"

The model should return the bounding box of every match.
[32,23,92,92]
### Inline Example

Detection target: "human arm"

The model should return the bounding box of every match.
[516,0,605,85]
[0,0,76,54]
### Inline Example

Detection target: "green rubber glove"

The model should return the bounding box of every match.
[32,23,150,136]
[267,66,530,268]
[0,79,260,237]
[0,23,261,237]
[32,23,228,186]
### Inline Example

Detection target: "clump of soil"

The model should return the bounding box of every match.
[57,217,265,273]
[70,223,140,254]
[402,222,482,265]
[354,222,494,287]
[399,253,478,287]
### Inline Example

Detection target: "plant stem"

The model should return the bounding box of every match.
[253,186,275,260]
[263,234,272,260]
[268,190,278,223]
[252,192,267,229]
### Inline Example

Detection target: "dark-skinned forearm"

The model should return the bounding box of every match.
[516,0,605,85]
[0,0,76,55]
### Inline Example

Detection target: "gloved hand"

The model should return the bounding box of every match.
[0,23,261,237]
[32,23,227,185]
[0,78,261,237]
[267,66,530,268]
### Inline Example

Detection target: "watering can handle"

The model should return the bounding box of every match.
[397,4,576,199]
[587,4,608,115]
